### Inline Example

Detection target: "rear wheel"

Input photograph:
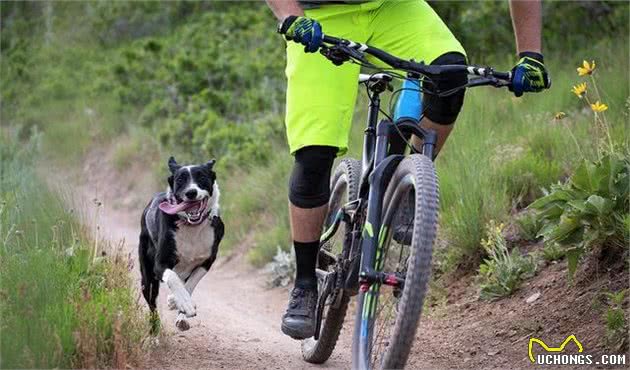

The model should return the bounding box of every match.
[301,158,360,364]
[358,154,439,369]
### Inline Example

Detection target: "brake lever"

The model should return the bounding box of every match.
[341,45,369,64]
[320,45,347,66]
[320,44,368,66]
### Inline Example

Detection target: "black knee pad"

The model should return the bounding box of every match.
[289,146,337,209]
[423,52,467,125]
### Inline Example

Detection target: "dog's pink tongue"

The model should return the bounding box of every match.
[159,201,191,215]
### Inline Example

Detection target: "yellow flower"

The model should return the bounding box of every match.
[577,60,596,76]
[554,112,567,120]
[590,101,608,113]
[571,83,587,98]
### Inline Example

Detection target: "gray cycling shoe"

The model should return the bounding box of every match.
[281,286,318,340]
[392,192,415,245]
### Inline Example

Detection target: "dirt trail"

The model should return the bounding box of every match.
[68,150,351,370]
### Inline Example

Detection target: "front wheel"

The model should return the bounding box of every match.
[356,154,439,369]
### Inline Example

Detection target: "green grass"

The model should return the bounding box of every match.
[0,130,147,368]
[111,125,163,171]
[219,150,293,266]
[497,148,564,206]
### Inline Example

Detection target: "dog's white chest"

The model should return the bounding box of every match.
[173,219,215,279]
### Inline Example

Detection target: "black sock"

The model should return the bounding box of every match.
[293,240,319,289]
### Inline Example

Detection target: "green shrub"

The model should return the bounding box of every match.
[1,2,286,170]
[541,243,566,262]
[530,152,629,277]
[477,220,537,300]
[516,212,544,241]
[107,7,286,169]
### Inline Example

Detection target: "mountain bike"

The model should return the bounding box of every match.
[280,32,513,370]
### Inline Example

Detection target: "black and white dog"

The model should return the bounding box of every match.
[139,156,224,332]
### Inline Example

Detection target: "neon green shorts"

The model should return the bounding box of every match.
[284,0,466,155]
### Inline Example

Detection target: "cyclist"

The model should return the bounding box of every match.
[265,0,550,340]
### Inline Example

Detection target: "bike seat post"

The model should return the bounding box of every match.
[362,83,385,174]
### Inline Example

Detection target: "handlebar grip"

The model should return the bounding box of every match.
[492,71,511,81]
[322,35,343,45]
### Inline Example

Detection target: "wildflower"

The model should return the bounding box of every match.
[571,82,587,98]
[554,112,567,120]
[577,60,596,76]
[590,101,608,113]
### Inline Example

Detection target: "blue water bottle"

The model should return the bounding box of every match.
[393,79,422,123]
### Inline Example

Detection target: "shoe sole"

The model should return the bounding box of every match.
[281,321,314,340]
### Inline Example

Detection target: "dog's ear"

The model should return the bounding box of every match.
[167,175,174,190]
[204,159,216,171]
[168,156,180,174]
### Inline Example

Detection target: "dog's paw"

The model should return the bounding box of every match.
[175,313,191,331]
[166,294,177,310]
[173,294,196,317]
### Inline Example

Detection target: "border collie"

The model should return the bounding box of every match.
[139,156,224,332]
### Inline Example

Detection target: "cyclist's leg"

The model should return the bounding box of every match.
[367,0,467,154]
[286,3,366,259]
[282,4,368,339]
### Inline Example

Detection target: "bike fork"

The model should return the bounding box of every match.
[352,148,405,369]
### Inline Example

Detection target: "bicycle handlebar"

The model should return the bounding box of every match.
[320,35,512,86]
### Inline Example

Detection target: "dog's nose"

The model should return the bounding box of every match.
[184,189,197,200]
